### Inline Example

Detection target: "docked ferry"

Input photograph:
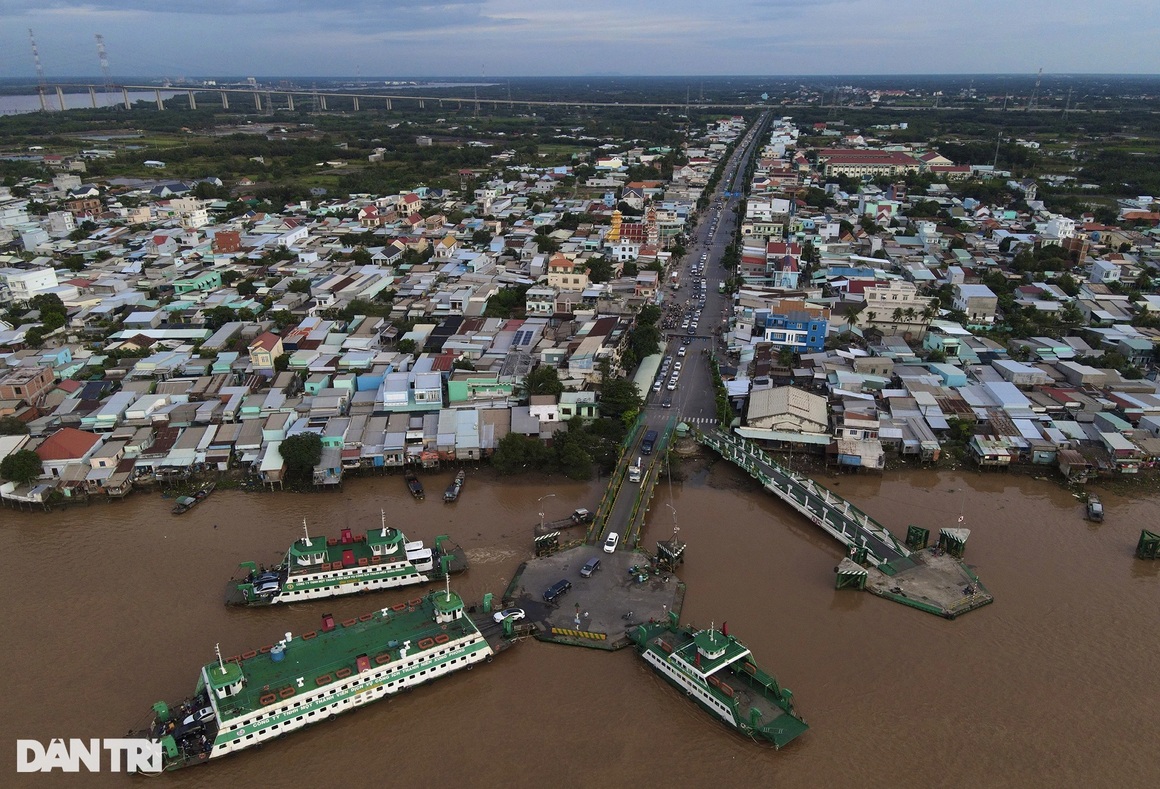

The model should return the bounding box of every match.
[227,515,467,606]
[631,616,808,747]
[137,588,507,771]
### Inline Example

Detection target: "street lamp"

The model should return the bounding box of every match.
[537,493,556,532]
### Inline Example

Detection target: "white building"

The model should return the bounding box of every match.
[0,267,59,305]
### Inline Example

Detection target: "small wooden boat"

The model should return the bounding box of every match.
[443,470,465,503]
[172,481,216,515]
[1086,494,1104,522]
[404,470,424,500]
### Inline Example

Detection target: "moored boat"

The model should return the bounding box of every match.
[404,470,424,500]
[443,470,465,503]
[227,514,468,606]
[1086,494,1104,522]
[172,482,216,515]
[630,615,808,747]
[135,586,515,772]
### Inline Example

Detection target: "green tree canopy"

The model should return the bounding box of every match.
[0,449,42,486]
[0,415,30,435]
[490,432,552,475]
[523,365,564,398]
[585,258,613,283]
[279,433,322,477]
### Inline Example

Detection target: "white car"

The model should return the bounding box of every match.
[603,532,620,553]
[667,380,677,390]
[677,347,687,357]
[493,608,526,623]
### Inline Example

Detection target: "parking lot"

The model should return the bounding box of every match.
[504,545,684,649]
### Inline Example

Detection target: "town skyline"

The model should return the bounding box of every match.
[2,0,1159,79]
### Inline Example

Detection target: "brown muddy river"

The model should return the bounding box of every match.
[1,463,1157,788]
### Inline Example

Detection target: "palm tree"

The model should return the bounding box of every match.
[892,307,904,324]
[866,310,878,327]
[904,307,916,324]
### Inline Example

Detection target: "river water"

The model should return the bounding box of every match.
[0,92,182,116]
[1,464,1157,787]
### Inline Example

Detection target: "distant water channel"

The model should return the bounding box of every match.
[0,91,181,116]
[0,466,1156,786]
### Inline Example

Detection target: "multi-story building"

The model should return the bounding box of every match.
[816,149,920,178]
[953,284,999,326]
[755,299,829,353]
[859,280,935,338]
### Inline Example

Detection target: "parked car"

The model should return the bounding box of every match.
[543,579,572,603]
[580,558,601,577]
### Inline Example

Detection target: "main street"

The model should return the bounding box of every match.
[642,111,769,429]
[595,113,769,549]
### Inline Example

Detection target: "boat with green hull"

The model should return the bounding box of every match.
[630,615,808,748]
[227,514,467,606]
[135,586,513,772]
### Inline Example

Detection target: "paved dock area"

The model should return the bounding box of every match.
[504,545,685,650]
[865,550,993,619]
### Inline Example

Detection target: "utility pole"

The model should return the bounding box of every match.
[1028,67,1042,111]
[95,34,113,105]
[28,29,47,112]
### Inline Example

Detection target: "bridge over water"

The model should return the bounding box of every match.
[697,428,993,619]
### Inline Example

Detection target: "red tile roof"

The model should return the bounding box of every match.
[35,427,101,462]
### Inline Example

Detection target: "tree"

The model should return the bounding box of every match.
[287,279,312,294]
[599,371,642,422]
[396,339,417,355]
[0,449,42,486]
[351,247,371,265]
[585,258,613,283]
[490,432,552,475]
[30,293,67,331]
[202,306,237,331]
[0,415,30,435]
[279,433,322,478]
[523,366,564,398]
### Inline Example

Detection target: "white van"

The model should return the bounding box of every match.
[628,457,642,483]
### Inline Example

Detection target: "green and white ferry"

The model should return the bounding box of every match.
[631,615,808,748]
[137,585,509,771]
[227,514,467,606]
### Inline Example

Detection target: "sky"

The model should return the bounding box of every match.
[1,0,1158,79]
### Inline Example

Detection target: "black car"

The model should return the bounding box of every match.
[544,579,572,603]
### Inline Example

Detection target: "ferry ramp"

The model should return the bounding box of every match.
[589,415,677,550]
[697,428,993,618]
[697,429,908,566]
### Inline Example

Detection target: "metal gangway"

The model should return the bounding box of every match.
[697,429,909,567]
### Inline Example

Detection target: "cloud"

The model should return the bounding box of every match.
[1,0,1158,77]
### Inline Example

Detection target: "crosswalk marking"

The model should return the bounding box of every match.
[680,416,718,425]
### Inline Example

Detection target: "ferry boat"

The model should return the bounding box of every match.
[404,470,424,500]
[631,615,808,748]
[136,586,509,772]
[226,515,467,606]
[172,482,215,515]
[443,470,465,503]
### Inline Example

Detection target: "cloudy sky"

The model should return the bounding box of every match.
[1,0,1157,79]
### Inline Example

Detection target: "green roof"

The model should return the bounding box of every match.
[210,592,478,721]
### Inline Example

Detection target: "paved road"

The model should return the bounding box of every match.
[642,111,771,428]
